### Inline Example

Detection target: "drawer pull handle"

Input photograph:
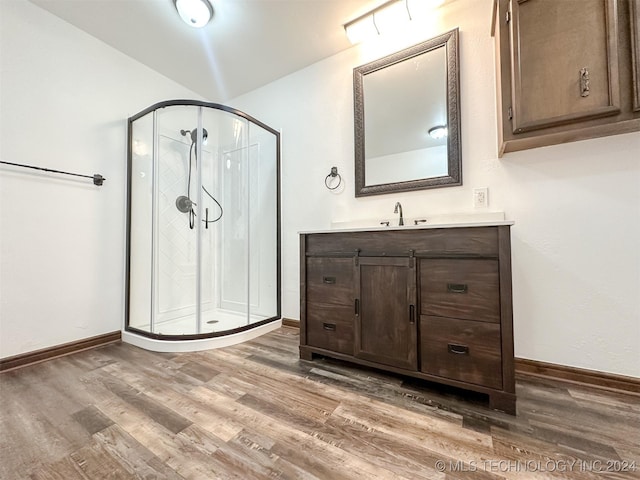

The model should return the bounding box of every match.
[355,299,360,316]
[409,304,415,324]
[447,283,468,294]
[580,67,590,97]
[323,323,336,331]
[322,276,336,284]
[448,343,469,355]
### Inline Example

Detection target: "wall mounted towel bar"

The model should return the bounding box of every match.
[0,161,105,186]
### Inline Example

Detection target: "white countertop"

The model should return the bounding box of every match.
[299,212,514,234]
[299,220,514,235]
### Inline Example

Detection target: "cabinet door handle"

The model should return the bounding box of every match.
[322,323,336,331]
[409,304,415,324]
[580,67,590,97]
[447,283,468,294]
[355,299,360,316]
[447,343,469,355]
[322,276,336,284]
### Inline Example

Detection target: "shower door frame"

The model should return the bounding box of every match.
[125,100,281,341]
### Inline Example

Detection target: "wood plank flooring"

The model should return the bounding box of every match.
[1,326,638,479]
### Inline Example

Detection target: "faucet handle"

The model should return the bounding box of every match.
[414,219,427,226]
[380,221,390,227]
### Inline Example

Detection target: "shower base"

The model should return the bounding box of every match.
[123,317,282,353]
[133,309,270,336]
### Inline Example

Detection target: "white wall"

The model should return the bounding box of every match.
[0,0,202,358]
[231,0,640,377]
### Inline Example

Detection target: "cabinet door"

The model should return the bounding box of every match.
[355,257,417,370]
[509,0,620,133]
[632,0,640,111]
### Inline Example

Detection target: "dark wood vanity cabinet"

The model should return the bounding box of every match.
[299,225,516,414]
[493,0,640,155]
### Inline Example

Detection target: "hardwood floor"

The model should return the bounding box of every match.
[1,326,638,479]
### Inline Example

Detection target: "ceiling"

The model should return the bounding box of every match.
[28,0,381,101]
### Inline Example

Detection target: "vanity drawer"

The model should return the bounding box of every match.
[420,259,500,323]
[307,305,354,355]
[420,315,502,389]
[304,228,499,256]
[306,257,354,307]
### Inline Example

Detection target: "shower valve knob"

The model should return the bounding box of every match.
[176,195,195,213]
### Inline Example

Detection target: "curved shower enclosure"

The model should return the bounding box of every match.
[125,100,280,351]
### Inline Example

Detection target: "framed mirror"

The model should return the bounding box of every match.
[354,28,461,197]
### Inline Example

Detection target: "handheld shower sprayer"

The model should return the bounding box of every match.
[177,126,222,229]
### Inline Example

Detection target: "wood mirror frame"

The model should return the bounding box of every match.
[354,28,461,197]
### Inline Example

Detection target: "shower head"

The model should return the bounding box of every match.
[180,127,208,145]
[176,195,195,213]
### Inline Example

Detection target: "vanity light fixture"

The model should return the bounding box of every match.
[344,0,446,44]
[374,0,411,35]
[428,125,448,139]
[407,0,446,18]
[174,0,214,28]
[344,0,409,44]
[345,15,379,45]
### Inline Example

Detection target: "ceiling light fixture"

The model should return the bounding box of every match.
[428,125,448,139]
[344,0,445,44]
[174,0,214,28]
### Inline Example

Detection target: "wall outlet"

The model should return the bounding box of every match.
[473,187,489,208]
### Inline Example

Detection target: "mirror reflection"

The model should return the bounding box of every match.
[354,28,461,197]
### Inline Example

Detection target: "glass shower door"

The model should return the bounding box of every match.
[154,106,200,335]
[208,112,251,330]
[248,122,279,324]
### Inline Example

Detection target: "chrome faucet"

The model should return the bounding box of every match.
[394,202,404,226]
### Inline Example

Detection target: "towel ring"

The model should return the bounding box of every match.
[325,166,342,190]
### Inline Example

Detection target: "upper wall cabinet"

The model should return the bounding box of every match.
[493,0,640,156]
[632,0,640,110]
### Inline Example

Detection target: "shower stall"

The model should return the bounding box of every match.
[125,100,280,350]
